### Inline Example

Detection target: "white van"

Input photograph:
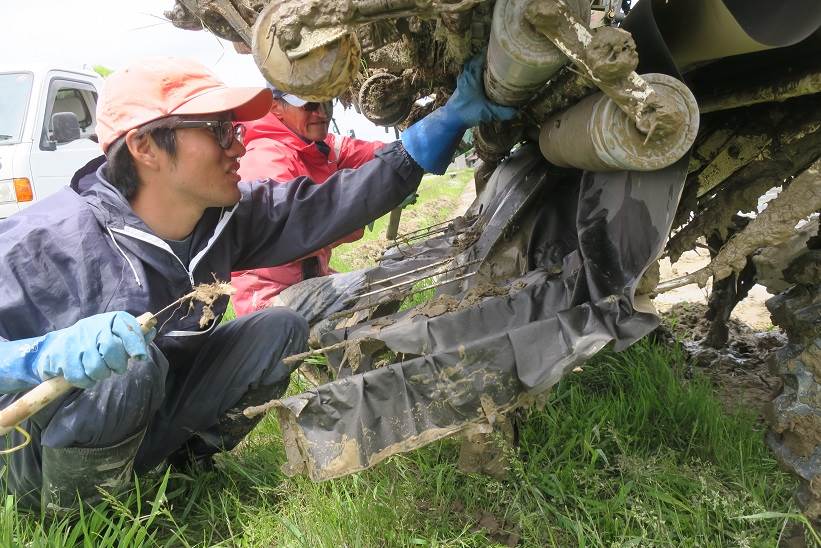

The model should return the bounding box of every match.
[0,65,103,218]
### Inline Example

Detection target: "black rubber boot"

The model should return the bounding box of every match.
[165,383,288,471]
[40,428,145,513]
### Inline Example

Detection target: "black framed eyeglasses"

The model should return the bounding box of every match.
[175,120,245,149]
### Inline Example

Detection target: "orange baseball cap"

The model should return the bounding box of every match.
[96,57,273,153]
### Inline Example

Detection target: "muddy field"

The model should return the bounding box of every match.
[653,246,787,418]
[657,301,784,417]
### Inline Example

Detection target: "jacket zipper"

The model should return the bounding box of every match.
[108,225,195,286]
[108,205,238,287]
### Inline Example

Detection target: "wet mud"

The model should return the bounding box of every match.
[668,98,821,262]
[457,415,515,481]
[584,26,638,82]
[316,423,472,482]
[660,302,785,415]
[340,337,384,373]
[358,72,414,125]
[459,281,511,307]
[524,0,685,140]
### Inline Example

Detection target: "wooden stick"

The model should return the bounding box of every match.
[282,339,353,365]
[0,312,156,435]
[385,207,403,240]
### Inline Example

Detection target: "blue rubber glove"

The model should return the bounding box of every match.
[401,55,517,174]
[0,311,155,392]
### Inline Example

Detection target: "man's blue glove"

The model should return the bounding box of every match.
[0,311,155,392]
[401,55,517,175]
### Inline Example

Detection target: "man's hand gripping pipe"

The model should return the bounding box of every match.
[0,312,157,442]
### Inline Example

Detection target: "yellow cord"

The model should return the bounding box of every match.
[0,426,31,455]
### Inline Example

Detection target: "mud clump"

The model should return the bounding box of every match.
[341,337,385,373]
[409,294,460,318]
[660,302,785,416]
[584,26,638,82]
[358,72,413,126]
[460,282,511,307]
[771,413,821,458]
[453,228,481,251]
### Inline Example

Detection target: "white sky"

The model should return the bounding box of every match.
[1,0,395,142]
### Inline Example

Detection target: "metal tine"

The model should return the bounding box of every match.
[393,216,463,240]
[288,269,480,364]
[356,256,458,294]
[329,271,479,321]
[385,224,455,250]
[360,255,458,306]
[383,225,473,255]
[344,259,482,304]
[386,213,479,249]
[347,260,480,304]
[379,243,438,263]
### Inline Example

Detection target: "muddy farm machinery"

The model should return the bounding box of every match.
[166,0,821,520]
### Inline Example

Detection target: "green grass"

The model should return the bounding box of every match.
[1,341,797,546]
[3,168,802,545]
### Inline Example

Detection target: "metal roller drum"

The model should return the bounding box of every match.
[484,0,589,106]
[538,73,699,172]
[251,2,361,102]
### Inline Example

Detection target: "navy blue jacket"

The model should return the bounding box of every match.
[0,142,422,360]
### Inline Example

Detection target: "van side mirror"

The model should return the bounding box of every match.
[52,112,81,144]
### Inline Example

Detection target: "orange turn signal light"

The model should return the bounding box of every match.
[13,178,33,202]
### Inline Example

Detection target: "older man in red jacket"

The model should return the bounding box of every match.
[231,87,384,316]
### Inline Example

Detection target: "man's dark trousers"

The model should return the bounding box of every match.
[0,307,308,509]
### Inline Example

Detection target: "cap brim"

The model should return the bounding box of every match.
[281,94,308,107]
[173,86,273,121]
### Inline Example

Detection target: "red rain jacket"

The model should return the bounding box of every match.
[231,112,384,316]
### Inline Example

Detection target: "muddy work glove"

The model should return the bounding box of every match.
[0,311,155,392]
[401,55,516,174]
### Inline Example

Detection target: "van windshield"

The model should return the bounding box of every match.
[0,73,34,144]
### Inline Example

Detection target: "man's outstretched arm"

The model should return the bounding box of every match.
[233,56,516,270]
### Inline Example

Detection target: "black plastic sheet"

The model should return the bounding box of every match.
[272,147,689,480]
